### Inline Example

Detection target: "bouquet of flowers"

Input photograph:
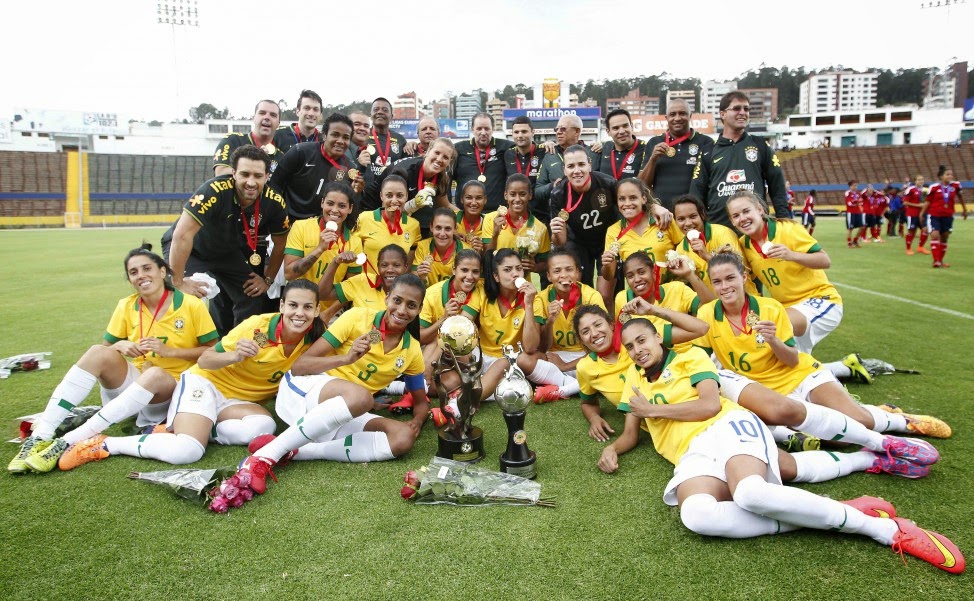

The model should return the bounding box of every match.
[861,358,920,376]
[514,230,540,259]
[14,405,99,442]
[1,352,52,379]
[128,466,237,505]
[399,457,555,507]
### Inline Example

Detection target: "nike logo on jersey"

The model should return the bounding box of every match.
[713,157,724,164]
[305,163,315,167]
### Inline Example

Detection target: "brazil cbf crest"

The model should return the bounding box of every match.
[688,144,699,156]
[596,192,609,208]
[531,156,539,167]
[174,318,185,331]
[395,356,405,371]
[744,146,759,162]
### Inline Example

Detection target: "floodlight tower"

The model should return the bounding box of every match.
[156,0,200,121]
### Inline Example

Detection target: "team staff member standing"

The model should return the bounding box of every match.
[269,113,363,220]
[453,113,515,213]
[504,116,546,219]
[640,99,715,211]
[689,91,788,228]
[273,89,322,154]
[165,145,290,335]
[595,109,651,183]
[212,100,286,176]
[365,97,408,177]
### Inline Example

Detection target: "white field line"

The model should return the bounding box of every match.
[832,281,974,320]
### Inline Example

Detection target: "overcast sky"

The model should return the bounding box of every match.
[2,0,970,122]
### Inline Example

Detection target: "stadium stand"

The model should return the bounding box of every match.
[88,154,210,216]
[0,152,67,218]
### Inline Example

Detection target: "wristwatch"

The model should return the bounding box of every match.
[263,276,274,286]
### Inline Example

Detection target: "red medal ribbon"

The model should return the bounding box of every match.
[382,210,403,235]
[749,221,770,258]
[616,212,645,240]
[320,144,347,175]
[498,291,524,315]
[294,124,319,144]
[665,131,692,148]
[448,278,471,306]
[608,318,625,355]
[267,316,312,347]
[462,213,483,236]
[515,145,535,176]
[652,263,662,302]
[610,142,639,180]
[506,211,526,233]
[475,142,492,177]
[433,239,456,263]
[378,313,389,341]
[363,258,383,289]
[138,288,170,339]
[726,302,753,336]
[241,195,261,255]
[565,176,591,214]
[418,164,438,193]
[319,218,346,251]
[371,129,391,166]
[558,283,581,315]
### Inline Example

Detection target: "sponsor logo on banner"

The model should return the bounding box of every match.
[630,114,715,137]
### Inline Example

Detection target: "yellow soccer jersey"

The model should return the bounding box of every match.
[455,212,485,241]
[481,211,551,260]
[604,215,682,266]
[613,282,701,351]
[104,290,219,377]
[693,295,822,395]
[355,209,420,268]
[412,238,469,285]
[540,284,605,352]
[322,308,425,393]
[739,219,841,308]
[192,313,314,402]
[678,222,758,295]
[334,273,386,311]
[577,351,634,406]
[284,217,363,284]
[618,347,737,465]
[419,278,483,327]
[478,294,546,357]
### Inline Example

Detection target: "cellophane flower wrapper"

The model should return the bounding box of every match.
[12,406,101,442]
[128,467,236,503]
[413,457,551,507]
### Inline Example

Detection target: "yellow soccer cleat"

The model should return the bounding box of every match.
[8,436,48,474]
[878,404,952,439]
[842,353,872,384]
[58,435,110,471]
[24,438,69,473]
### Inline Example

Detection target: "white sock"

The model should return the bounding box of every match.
[733,474,898,544]
[212,414,277,445]
[769,425,798,443]
[105,432,205,465]
[798,403,886,451]
[293,432,394,462]
[558,375,580,397]
[254,396,353,462]
[826,361,852,378]
[861,404,909,433]
[680,493,800,538]
[33,366,98,439]
[62,384,155,445]
[527,359,566,386]
[790,450,876,483]
[382,381,406,395]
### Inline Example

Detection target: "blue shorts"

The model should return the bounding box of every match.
[846,213,865,229]
[906,215,921,230]
[802,212,816,227]
[928,215,953,233]
[865,214,879,227]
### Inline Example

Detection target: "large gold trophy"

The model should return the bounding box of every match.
[432,316,485,462]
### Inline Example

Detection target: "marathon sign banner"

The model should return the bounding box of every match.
[502,107,602,120]
[631,114,715,137]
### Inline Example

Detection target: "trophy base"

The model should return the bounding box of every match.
[436,427,485,463]
[499,452,537,479]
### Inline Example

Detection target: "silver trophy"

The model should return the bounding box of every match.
[495,343,537,479]
[432,316,485,462]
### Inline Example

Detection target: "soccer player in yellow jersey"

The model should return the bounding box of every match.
[614,318,966,575]
[413,208,469,285]
[58,280,322,470]
[672,195,757,295]
[483,174,551,276]
[599,178,683,302]
[319,244,409,313]
[537,250,604,379]
[10,246,219,474]
[454,181,487,253]
[283,182,363,310]
[355,174,420,268]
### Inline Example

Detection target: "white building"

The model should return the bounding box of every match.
[701,80,739,117]
[798,71,878,114]
[455,93,483,122]
[769,106,972,149]
[666,89,696,113]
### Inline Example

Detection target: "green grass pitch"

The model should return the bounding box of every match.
[0,219,971,599]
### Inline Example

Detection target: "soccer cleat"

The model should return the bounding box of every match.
[533,384,562,404]
[917,246,930,255]
[933,262,942,268]
[24,437,69,473]
[236,455,277,495]
[866,452,930,479]
[140,424,168,435]
[8,436,48,474]
[429,407,450,428]
[247,434,297,466]
[882,436,939,466]
[388,392,414,415]
[905,249,915,255]
[877,404,952,439]
[841,495,897,519]
[782,432,821,452]
[940,262,950,268]
[57,435,109,471]
[891,517,966,574]
[841,353,872,384]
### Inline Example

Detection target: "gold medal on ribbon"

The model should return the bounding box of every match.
[477,174,487,183]
[249,252,262,266]
[557,209,570,221]
[453,291,467,304]
[745,311,760,328]
[253,329,269,348]
[348,168,360,180]
[665,146,677,157]
[608,241,621,255]
[497,206,508,217]
[367,144,376,155]
[368,327,382,345]
[618,312,632,324]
